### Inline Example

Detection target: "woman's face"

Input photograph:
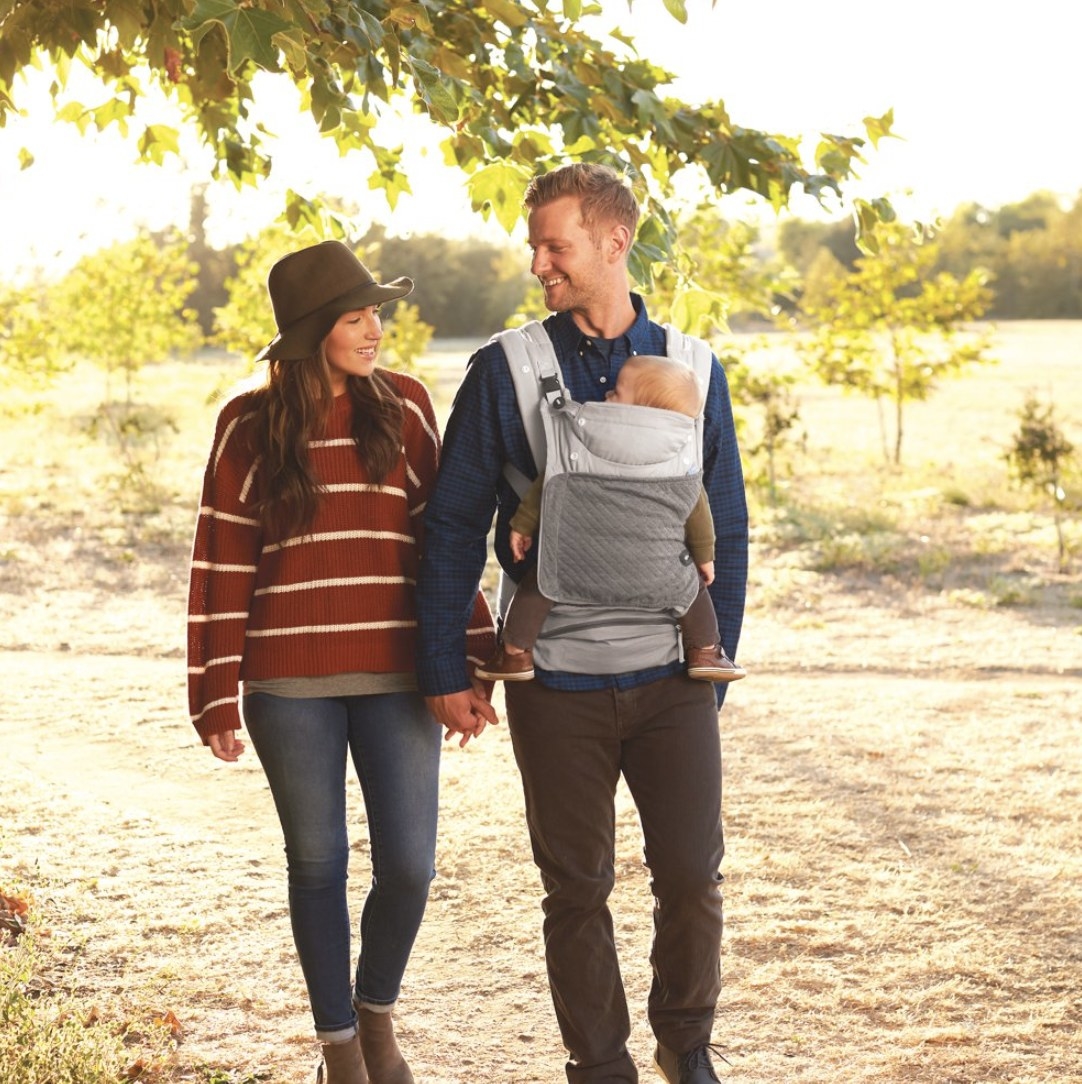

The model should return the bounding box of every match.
[323,306,382,393]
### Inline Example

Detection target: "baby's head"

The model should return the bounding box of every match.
[608,355,703,417]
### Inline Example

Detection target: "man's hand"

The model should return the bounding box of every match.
[208,730,245,762]
[426,686,500,747]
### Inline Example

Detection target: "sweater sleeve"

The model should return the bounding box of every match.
[684,485,716,566]
[186,396,263,743]
[396,372,496,673]
[396,373,442,556]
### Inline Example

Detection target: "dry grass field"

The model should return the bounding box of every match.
[1,321,1080,1083]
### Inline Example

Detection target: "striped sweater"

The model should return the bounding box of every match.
[187,370,495,742]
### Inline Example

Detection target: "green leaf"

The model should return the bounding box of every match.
[181,0,293,74]
[482,0,532,29]
[369,146,412,211]
[671,288,728,337]
[863,109,895,149]
[662,0,689,23]
[138,124,180,165]
[466,160,533,233]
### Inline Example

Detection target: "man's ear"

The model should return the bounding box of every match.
[607,222,633,262]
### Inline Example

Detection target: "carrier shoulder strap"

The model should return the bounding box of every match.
[662,322,715,389]
[495,320,715,498]
[663,322,714,458]
[494,321,569,498]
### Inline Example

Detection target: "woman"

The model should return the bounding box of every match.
[187,240,495,1084]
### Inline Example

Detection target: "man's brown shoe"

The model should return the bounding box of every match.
[686,645,746,683]
[474,644,535,682]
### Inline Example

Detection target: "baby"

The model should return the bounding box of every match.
[477,354,745,684]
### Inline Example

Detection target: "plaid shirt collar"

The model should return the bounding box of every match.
[542,294,665,364]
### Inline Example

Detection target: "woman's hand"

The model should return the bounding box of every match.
[426,684,499,748]
[208,730,246,761]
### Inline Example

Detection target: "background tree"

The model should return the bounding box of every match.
[364,226,532,337]
[777,216,862,280]
[0,0,892,306]
[1005,395,1077,572]
[723,346,802,505]
[48,229,202,482]
[0,276,67,392]
[647,207,793,334]
[798,221,994,465]
[52,229,203,403]
[379,300,434,374]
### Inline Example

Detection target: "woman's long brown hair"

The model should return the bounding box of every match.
[247,351,404,538]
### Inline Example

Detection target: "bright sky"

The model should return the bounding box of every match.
[1,0,1078,281]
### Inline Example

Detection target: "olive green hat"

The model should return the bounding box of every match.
[258,240,414,361]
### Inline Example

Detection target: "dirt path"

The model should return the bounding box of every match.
[3,575,1081,1083]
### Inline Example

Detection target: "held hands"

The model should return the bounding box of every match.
[426,681,500,748]
[510,530,533,563]
[698,561,715,587]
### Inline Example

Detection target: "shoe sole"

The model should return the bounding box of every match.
[687,668,746,682]
[473,669,535,682]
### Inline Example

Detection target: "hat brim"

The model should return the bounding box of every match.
[258,276,414,361]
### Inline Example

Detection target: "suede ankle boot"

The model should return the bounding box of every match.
[315,1031,367,1084]
[355,1006,414,1084]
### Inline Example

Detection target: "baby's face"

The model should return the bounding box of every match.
[605,367,638,405]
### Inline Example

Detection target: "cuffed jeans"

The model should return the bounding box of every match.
[243,691,441,1038]
[506,675,724,1084]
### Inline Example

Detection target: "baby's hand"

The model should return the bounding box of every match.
[698,561,715,586]
[511,530,533,563]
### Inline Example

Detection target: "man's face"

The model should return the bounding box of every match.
[526,195,610,315]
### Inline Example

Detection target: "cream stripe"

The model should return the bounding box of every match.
[254,575,414,596]
[246,620,416,638]
[192,695,237,723]
[310,437,355,448]
[199,506,260,527]
[239,457,261,503]
[191,560,258,573]
[263,529,414,554]
[404,396,439,446]
[212,413,244,474]
[321,483,407,498]
[188,656,244,675]
[189,612,249,623]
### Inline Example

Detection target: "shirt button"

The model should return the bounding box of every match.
[599,376,608,384]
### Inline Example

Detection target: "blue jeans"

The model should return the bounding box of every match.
[243,691,441,1038]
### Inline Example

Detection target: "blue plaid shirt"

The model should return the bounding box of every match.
[416,295,748,704]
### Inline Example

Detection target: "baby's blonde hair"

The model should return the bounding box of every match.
[619,355,703,417]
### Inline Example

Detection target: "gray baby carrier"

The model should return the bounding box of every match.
[495,320,714,675]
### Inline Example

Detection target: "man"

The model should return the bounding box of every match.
[416,162,747,1084]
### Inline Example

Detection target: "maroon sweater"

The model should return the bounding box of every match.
[187,371,494,741]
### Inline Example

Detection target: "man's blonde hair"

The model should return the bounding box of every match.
[524,162,640,239]
[620,355,703,417]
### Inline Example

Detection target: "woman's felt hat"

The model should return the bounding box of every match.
[258,240,414,361]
